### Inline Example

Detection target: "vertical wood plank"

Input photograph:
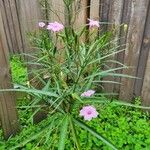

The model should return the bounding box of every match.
[9,0,24,53]
[142,50,150,106]
[102,0,124,94]
[74,0,89,28]
[99,0,110,31]
[134,1,150,97]
[90,0,100,20]
[0,0,23,54]
[114,0,132,94]
[0,0,13,53]
[17,0,41,53]
[89,0,100,39]
[73,0,90,43]
[0,10,20,139]
[119,0,149,101]
[48,0,65,24]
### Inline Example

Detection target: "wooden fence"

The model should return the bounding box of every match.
[0,0,150,138]
[0,9,19,139]
[0,0,150,103]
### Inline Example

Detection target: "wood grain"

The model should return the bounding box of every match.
[134,1,150,97]
[119,0,149,101]
[102,0,124,94]
[0,10,20,139]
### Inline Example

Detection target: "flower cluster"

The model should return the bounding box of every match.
[38,21,64,32]
[80,90,99,121]
[38,19,99,32]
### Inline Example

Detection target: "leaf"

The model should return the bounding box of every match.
[73,119,118,150]
[88,48,125,65]
[58,115,69,150]
[85,66,128,80]
[82,98,150,110]
[0,85,58,98]
[112,100,150,109]
[69,116,81,150]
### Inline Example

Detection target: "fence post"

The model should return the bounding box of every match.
[0,10,20,139]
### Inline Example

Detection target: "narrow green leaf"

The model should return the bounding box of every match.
[0,86,58,98]
[88,49,125,65]
[82,98,150,109]
[58,115,69,150]
[85,66,128,80]
[69,116,81,150]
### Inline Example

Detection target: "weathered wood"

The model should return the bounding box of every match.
[48,0,65,24]
[0,0,13,52]
[99,0,110,32]
[141,2,150,106]
[134,1,150,97]
[114,0,132,94]
[73,0,90,43]
[90,0,100,20]
[74,0,89,28]
[142,50,150,106]
[0,0,23,54]
[102,0,124,94]
[9,0,24,53]
[89,0,100,40]
[0,10,20,139]
[119,0,149,101]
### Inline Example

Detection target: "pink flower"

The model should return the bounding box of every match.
[47,21,64,32]
[38,22,45,28]
[81,90,95,97]
[88,19,100,28]
[80,105,99,121]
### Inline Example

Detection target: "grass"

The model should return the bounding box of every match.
[0,56,150,150]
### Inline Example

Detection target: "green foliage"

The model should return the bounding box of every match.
[0,100,150,150]
[10,55,28,84]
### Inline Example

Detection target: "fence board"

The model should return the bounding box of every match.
[0,0,23,53]
[74,0,89,28]
[134,1,150,97]
[99,0,110,32]
[0,1,13,52]
[141,3,150,106]
[114,0,132,94]
[119,0,149,101]
[102,0,124,94]
[90,0,100,20]
[142,50,150,106]
[16,0,41,53]
[48,0,65,24]
[9,0,23,53]
[0,10,20,139]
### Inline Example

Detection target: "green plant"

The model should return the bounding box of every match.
[0,99,150,150]
[1,1,150,150]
